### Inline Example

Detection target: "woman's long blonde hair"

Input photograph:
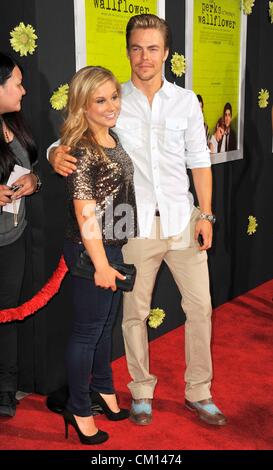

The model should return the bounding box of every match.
[61,66,121,149]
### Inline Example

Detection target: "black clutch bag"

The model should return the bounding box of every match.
[70,249,136,292]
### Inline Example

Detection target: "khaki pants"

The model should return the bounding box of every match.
[122,208,213,403]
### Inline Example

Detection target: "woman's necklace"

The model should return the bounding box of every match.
[3,128,10,143]
[0,116,11,143]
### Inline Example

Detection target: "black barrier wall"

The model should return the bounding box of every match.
[1,0,272,393]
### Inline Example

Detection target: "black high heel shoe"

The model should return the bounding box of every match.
[63,409,109,445]
[90,391,129,421]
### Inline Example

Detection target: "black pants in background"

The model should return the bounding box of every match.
[0,231,26,392]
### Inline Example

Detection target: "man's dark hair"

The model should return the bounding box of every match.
[223,102,232,117]
[197,94,204,107]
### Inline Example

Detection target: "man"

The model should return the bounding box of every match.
[222,102,237,152]
[209,117,225,154]
[48,14,227,427]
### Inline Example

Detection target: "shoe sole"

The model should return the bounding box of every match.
[129,414,152,426]
[185,403,227,426]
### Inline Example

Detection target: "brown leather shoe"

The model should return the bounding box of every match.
[185,398,227,426]
[129,398,152,426]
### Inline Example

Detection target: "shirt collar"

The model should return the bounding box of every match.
[122,78,175,99]
[158,79,176,98]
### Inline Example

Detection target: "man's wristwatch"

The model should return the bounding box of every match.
[199,212,216,224]
[33,173,42,193]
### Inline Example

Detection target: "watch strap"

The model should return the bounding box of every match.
[199,212,216,224]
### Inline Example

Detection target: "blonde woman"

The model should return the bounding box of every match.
[61,66,137,445]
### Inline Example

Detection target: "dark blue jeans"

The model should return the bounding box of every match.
[63,239,123,417]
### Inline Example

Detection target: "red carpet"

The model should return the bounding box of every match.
[0,280,272,450]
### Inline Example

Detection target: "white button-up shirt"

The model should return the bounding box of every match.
[114,79,211,238]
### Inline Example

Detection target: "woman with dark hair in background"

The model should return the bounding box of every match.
[0,52,41,417]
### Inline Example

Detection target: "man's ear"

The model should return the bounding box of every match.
[163,48,169,63]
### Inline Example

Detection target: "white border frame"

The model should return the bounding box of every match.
[185,0,247,164]
[74,0,165,71]
[157,0,165,18]
[74,0,86,71]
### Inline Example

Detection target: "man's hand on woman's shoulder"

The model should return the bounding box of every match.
[49,145,77,177]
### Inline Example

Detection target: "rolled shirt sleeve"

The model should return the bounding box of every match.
[185,93,211,169]
[46,139,60,160]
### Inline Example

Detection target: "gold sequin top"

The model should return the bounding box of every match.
[65,130,137,246]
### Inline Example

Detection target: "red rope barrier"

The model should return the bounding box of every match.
[0,256,68,324]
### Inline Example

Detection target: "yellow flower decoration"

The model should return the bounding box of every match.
[247,216,258,235]
[258,89,269,108]
[10,22,37,57]
[170,52,186,78]
[269,2,273,23]
[50,84,69,110]
[242,0,255,15]
[148,308,166,329]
